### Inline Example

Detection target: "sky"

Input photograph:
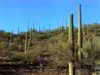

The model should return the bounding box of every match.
[0,0,100,33]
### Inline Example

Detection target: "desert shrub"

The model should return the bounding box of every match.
[48,40,71,67]
[11,45,42,63]
[82,36,100,64]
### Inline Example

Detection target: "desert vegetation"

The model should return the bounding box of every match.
[0,4,100,75]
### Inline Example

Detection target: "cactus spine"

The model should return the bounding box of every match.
[68,14,75,75]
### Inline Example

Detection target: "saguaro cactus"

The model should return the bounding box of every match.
[69,14,74,58]
[78,4,82,48]
[69,14,74,43]
[68,14,75,75]
[77,4,83,63]
[77,4,82,75]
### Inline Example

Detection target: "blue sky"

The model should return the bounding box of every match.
[0,0,100,33]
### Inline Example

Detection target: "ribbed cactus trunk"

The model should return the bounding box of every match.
[77,4,82,75]
[68,14,75,75]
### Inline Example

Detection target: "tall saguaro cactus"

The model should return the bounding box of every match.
[68,14,75,75]
[69,14,73,42]
[77,4,83,63]
[77,4,82,75]
[78,4,82,48]
[69,14,74,59]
